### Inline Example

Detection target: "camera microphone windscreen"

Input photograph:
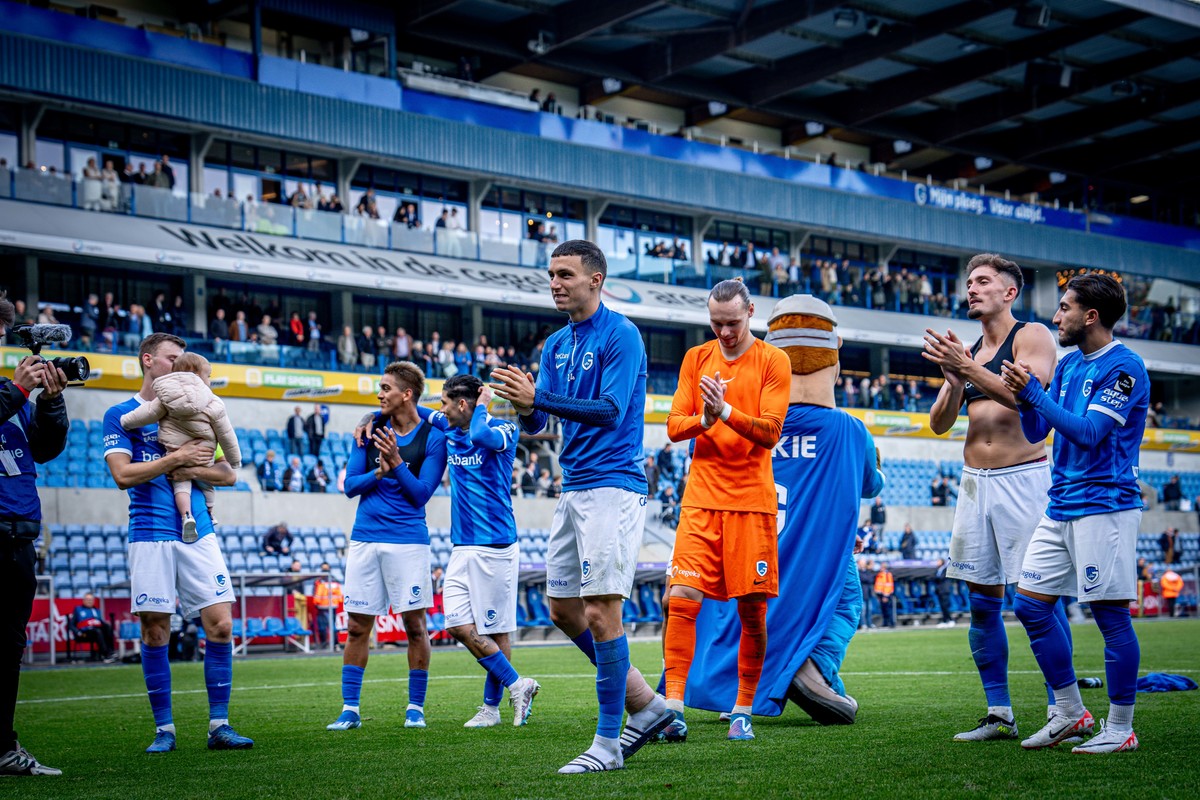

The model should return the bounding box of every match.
[28,324,72,343]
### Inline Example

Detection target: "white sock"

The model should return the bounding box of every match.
[342,704,360,714]
[665,698,685,714]
[628,694,667,726]
[589,734,620,757]
[731,704,753,716]
[208,718,228,732]
[1107,703,1135,731]
[1046,704,1055,719]
[156,723,176,734]
[987,705,1014,722]
[407,703,423,713]
[1051,684,1084,716]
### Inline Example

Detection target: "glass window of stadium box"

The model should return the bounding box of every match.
[884,248,960,318]
[203,141,339,235]
[1062,267,1200,347]
[643,326,687,395]
[0,103,18,199]
[702,221,789,289]
[38,260,185,352]
[597,205,694,283]
[480,186,587,269]
[202,279,335,369]
[350,166,469,257]
[352,295,462,362]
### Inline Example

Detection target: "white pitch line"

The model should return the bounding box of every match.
[20,668,1195,705]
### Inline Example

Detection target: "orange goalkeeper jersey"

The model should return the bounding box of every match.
[667,338,791,513]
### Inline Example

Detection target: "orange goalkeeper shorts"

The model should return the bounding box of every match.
[668,507,778,601]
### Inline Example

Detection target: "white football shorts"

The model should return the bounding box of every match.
[946,460,1051,585]
[129,534,234,618]
[443,543,520,633]
[546,487,645,599]
[1017,509,1140,602]
[343,541,432,617]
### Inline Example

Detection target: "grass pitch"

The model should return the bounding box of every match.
[9,619,1200,800]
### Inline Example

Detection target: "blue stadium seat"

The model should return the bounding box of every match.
[524,586,552,626]
[263,617,287,638]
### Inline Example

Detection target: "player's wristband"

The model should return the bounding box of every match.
[719,403,732,422]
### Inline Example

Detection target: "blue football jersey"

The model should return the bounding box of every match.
[104,396,215,543]
[427,407,519,547]
[1043,341,1149,521]
[344,418,447,544]
[773,405,884,541]
[532,303,648,494]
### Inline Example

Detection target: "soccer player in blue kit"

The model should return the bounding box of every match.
[104,333,252,753]
[420,375,541,727]
[1001,273,1149,753]
[491,239,671,774]
[327,361,447,732]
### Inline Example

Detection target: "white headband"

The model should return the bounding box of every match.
[765,327,839,349]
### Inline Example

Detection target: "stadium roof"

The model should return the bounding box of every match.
[387,0,1200,205]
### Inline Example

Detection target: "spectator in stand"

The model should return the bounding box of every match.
[657,441,676,484]
[1161,475,1183,511]
[159,154,175,189]
[392,327,412,360]
[541,92,557,113]
[257,449,281,491]
[313,563,342,648]
[356,326,375,370]
[931,476,948,507]
[262,522,293,556]
[149,292,172,333]
[1159,527,1182,564]
[644,455,659,499]
[286,406,305,457]
[894,382,906,413]
[79,293,99,351]
[307,458,330,493]
[256,314,279,346]
[657,483,679,528]
[287,311,305,347]
[412,340,432,377]
[306,311,322,352]
[787,258,802,295]
[858,558,877,629]
[123,304,148,351]
[547,474,562,499]
[453,342,472,378]
[305,404,325,457]
[289,559,303,574]
[858,521,877,554]
[933,559,955,628]
[336,325,357,367]
[71,592,116,662]
[536,468,553,498]
[519,455,538,498]
[228,310,250,342]
[899,525,918,559]
[906,379,920,412]
[841,377,857,408]
[874,564,896,628]
[373,326,391,364]
[437,340,456,377]
[282,456,304,493]
[354,189,379,218]
[859,375,871,409]
[170,296,187,337]
[870,497,886,538]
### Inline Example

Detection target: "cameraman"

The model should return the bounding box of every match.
[0,294,66,777]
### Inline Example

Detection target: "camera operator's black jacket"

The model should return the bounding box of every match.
[0,377,68,524]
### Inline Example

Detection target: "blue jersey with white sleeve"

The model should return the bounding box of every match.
[344,418,447,544]
[530,303,648,493]
[104,396,215,543]
[1018,341,1149,521]
[424,407,519,547]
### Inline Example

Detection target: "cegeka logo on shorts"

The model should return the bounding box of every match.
[136,593,170,606]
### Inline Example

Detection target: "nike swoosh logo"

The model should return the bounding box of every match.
[408,599,422,605]
[1082,585,1100,593]
[483,620,499,628]
[719,376,735,385]
[753,578,767,585]
[216,682,231,688]
[215,589,229,596]
[580,579,595,587]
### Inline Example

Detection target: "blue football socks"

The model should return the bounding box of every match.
[141,644,173,729]
[483,674,504,708]
[479,652,520,690]
[572,629,598,667]
[1014,594,1077,693]
[593,635,630,740]
[409,669,429,709]
[204,640,233,723]
[1091,604,1140,713]
[967,592,1011,708]
[1044,598,1074,705]
[341,664,365,709]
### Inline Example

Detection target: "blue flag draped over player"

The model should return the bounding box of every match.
[685,404,883,716]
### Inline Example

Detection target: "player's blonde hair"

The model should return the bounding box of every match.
[172,351,211,376]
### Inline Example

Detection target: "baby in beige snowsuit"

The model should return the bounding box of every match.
[120,353,241,542]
